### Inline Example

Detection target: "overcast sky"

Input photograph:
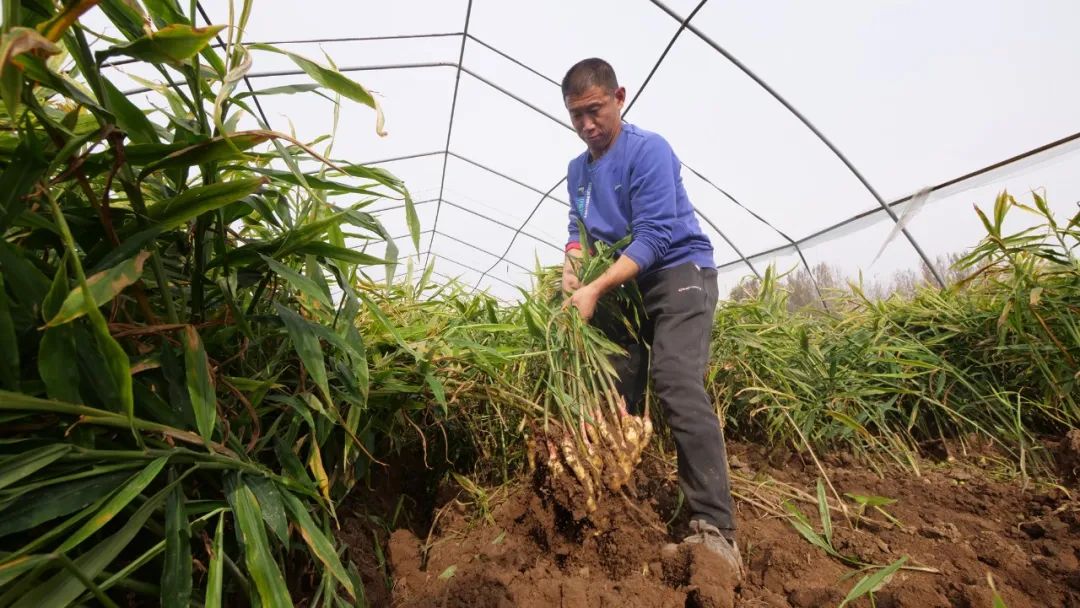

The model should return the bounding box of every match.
[89,1,1080,299]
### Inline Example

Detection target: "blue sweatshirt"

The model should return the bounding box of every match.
[566,123,714,276]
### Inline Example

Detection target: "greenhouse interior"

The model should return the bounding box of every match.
[1,1,1078,606]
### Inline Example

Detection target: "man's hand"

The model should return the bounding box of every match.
[566,282,601,320]
[562,267,582,294]
[563,254,641,321]
[562,249,583,294]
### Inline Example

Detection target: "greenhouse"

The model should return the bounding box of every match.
[1,1,1078,606]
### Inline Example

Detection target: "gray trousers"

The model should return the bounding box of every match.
[594,261,736,539]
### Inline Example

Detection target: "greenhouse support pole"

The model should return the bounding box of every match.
[425,0,474,271]
[647,0,945,288]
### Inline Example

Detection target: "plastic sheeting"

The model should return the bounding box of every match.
[88,1,1080,300]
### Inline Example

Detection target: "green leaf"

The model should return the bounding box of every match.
[95,178,266,273]
[0,58,20,120]
[45,251,150,328]
[0,27,61,117]
[293,242,386,267]
[305,255,333,302]
[246,476,289,548]
[0,274,17,390]
[146,178,268,231]
[838,556,907,607]
[235,165,380,195]
[425,373,447,413]
[236,83,322,99]
[227,479,293,608]
[12,479,175,608]
[162,479,192,608]
[438,565,457,580]
[273,438,315,491]
[41,250,70,320]
[274,303,331,404]
[205,512,226,608]
[344,325,369,406]
[58,457,168,552]
[259,254,333,311]
[782,501,840,559]
[98,23,225,66]
[360,293,415,357]
[136,0,226,75]
[0,471,130,539]
[0,138,49,234]
[101,77,159,144]
[182,325,217,444]
[989,573,1009,608]
[249,44,378,111]
[81,315,134,423]
[279,489,356,600]
[142,0,189,27]
[36,0,101,42]
[404,191,420,250]
[138,132,271,178]
[816,479,832,545]
[0,241,49,306]
[0,444,70,491]
[0,554,50,588]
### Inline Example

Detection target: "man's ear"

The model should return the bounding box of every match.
[614,86,627,105]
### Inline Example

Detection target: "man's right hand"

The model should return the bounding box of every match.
[562,249,583,294]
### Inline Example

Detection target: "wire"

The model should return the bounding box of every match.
[425,1,474,271]
[647,0,944,287]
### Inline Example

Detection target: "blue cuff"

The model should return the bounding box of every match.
[621,240,655,272]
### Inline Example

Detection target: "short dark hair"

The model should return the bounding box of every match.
[561,58,619,98]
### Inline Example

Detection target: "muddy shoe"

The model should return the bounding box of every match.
[663,520,744,581]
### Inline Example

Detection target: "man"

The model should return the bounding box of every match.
[560,58,742,576]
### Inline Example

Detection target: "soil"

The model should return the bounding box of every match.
[339,441,1080,608]
[1059,430,1080,484]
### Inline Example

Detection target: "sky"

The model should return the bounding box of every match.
[86,1,1080,300]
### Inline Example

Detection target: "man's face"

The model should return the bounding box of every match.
[565,84,626,156]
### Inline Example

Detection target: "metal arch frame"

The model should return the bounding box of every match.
[99,32,465,68]
[115,38,854,294]
[384,228,532,274]
[125,23,815,296]
[681,164,828,305]
[646,0,944,288]
[434,231,532,273]
[425,0,475,272]
[341,149,569,208]
[713,127,1080,271]
[389,267,518,305]
[369,197,438,215]
[414,252,519,290]
[194,3,273,144]
[439,198,565,254]
[464,34,560,87]
[446,151,570,206]
[154,7,1080,296]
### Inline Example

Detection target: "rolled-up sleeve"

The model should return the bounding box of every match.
[621,136,675,272]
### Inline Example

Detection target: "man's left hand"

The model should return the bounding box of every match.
[566,282,601,321]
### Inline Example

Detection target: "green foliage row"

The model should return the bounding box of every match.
[0,1,447,605]
[711,193,1080,473]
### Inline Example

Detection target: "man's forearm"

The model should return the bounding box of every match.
[589,255,640,295]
